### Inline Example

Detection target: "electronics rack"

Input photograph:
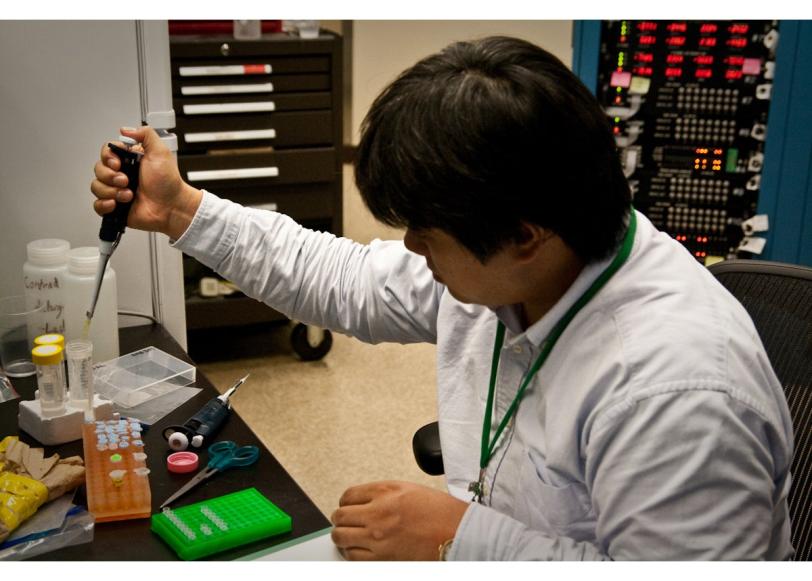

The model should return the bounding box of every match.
[596,21,779,262]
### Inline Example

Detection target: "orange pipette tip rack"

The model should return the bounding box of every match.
[81,418,152,522]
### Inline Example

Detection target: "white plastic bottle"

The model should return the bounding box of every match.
[63,247,119,364]
[23,239,70,337]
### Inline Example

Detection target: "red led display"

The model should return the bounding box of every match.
[699,37,718,47]
[639,35,657,45]
[695,69,713,79]
[667,22,687,32]
[665,67,683,78]
[694,55,714,65]
[699,23,718,34]
[725,69,744,80]
[666,54,685,64]
[637,21,658,31]
[633,66,653,76]
[727,37,748,48]
[728,23,749,35]
[666,36,686,47]
[725,56,745,66]
[634,52,654,62]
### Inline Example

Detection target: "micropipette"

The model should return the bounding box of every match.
[86,135,142,323]
[162,374,250,451]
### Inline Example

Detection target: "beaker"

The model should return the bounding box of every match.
[0,295,44,378]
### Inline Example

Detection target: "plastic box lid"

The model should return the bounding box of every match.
[93,347,196,408]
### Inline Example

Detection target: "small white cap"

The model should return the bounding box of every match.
[168,432,189,451]
[26,238,70,266]
[191,435,204,448]
[67,247,100,275]
[118,135,138,146]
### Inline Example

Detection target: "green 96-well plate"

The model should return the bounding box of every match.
[150,487,292,560]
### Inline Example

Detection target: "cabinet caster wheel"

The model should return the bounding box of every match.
[290,323,332,361]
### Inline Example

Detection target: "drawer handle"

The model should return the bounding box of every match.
[183,102,276,115]
[187,167,280,182]
[185,129,277,143]
[179,64,272,77]
[181,83,274,96]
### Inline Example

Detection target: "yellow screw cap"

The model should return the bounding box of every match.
[34,334,65,349]
[32,344,64,366]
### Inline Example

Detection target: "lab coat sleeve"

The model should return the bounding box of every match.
[171,190,441,344]
[449,386,789,560]
[450,503,609,560]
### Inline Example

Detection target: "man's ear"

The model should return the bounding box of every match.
[513,222,554,261]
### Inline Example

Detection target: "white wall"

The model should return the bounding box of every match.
[0,21,153,320]
[0,20,574,321]
[343,20,573,243]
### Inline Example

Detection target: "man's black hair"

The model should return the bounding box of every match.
[355,35,631,263]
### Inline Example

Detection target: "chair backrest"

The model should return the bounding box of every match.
[708,259,812,561]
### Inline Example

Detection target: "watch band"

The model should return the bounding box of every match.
[438,538,454,561]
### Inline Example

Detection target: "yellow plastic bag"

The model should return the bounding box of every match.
[0,436,16,474]
[0,470,49,541]
[0,436,14,453]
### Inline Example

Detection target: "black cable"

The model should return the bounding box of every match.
[117,310,159,324]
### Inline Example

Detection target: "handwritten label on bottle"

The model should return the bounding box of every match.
[25,275,66,335]
[24,276,60,290]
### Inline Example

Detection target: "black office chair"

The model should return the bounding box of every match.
[412,422,444,476]
[413,258,812,559]
[708,259,812,560]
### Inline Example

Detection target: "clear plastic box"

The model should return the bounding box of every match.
[92,347,196,408]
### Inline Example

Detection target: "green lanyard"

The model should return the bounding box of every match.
[469,209,638,503]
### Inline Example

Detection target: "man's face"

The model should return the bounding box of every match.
[403,227,522,307]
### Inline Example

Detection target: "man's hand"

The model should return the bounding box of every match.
[90,126,202,239]
[330,480,469,560]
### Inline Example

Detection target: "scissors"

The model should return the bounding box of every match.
[159,440,260,509]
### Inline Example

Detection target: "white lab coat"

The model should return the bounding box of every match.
[175,191,794,560]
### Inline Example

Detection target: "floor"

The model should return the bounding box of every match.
[198,324,446,517]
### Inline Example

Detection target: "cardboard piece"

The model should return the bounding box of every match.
[0,438,84,502]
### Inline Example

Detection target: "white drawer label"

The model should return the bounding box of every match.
[187,167,280,182]
[184,129,277,143]
[179,64,272,76]
[181,83,274,95]
[183,101,276,115]
[249,203,279,212]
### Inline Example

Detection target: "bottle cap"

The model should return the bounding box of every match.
[118,135,138,147]
[66,338,93,359]
[34,334,65,350]
[167,451,199,474]
[32,344,64,365]
[67,247,104,275]
[26,239,70,267]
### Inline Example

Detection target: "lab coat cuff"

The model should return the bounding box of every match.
[448,502,500,560]
[171,190,239,267]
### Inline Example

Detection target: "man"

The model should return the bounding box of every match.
[92,36,794,560]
